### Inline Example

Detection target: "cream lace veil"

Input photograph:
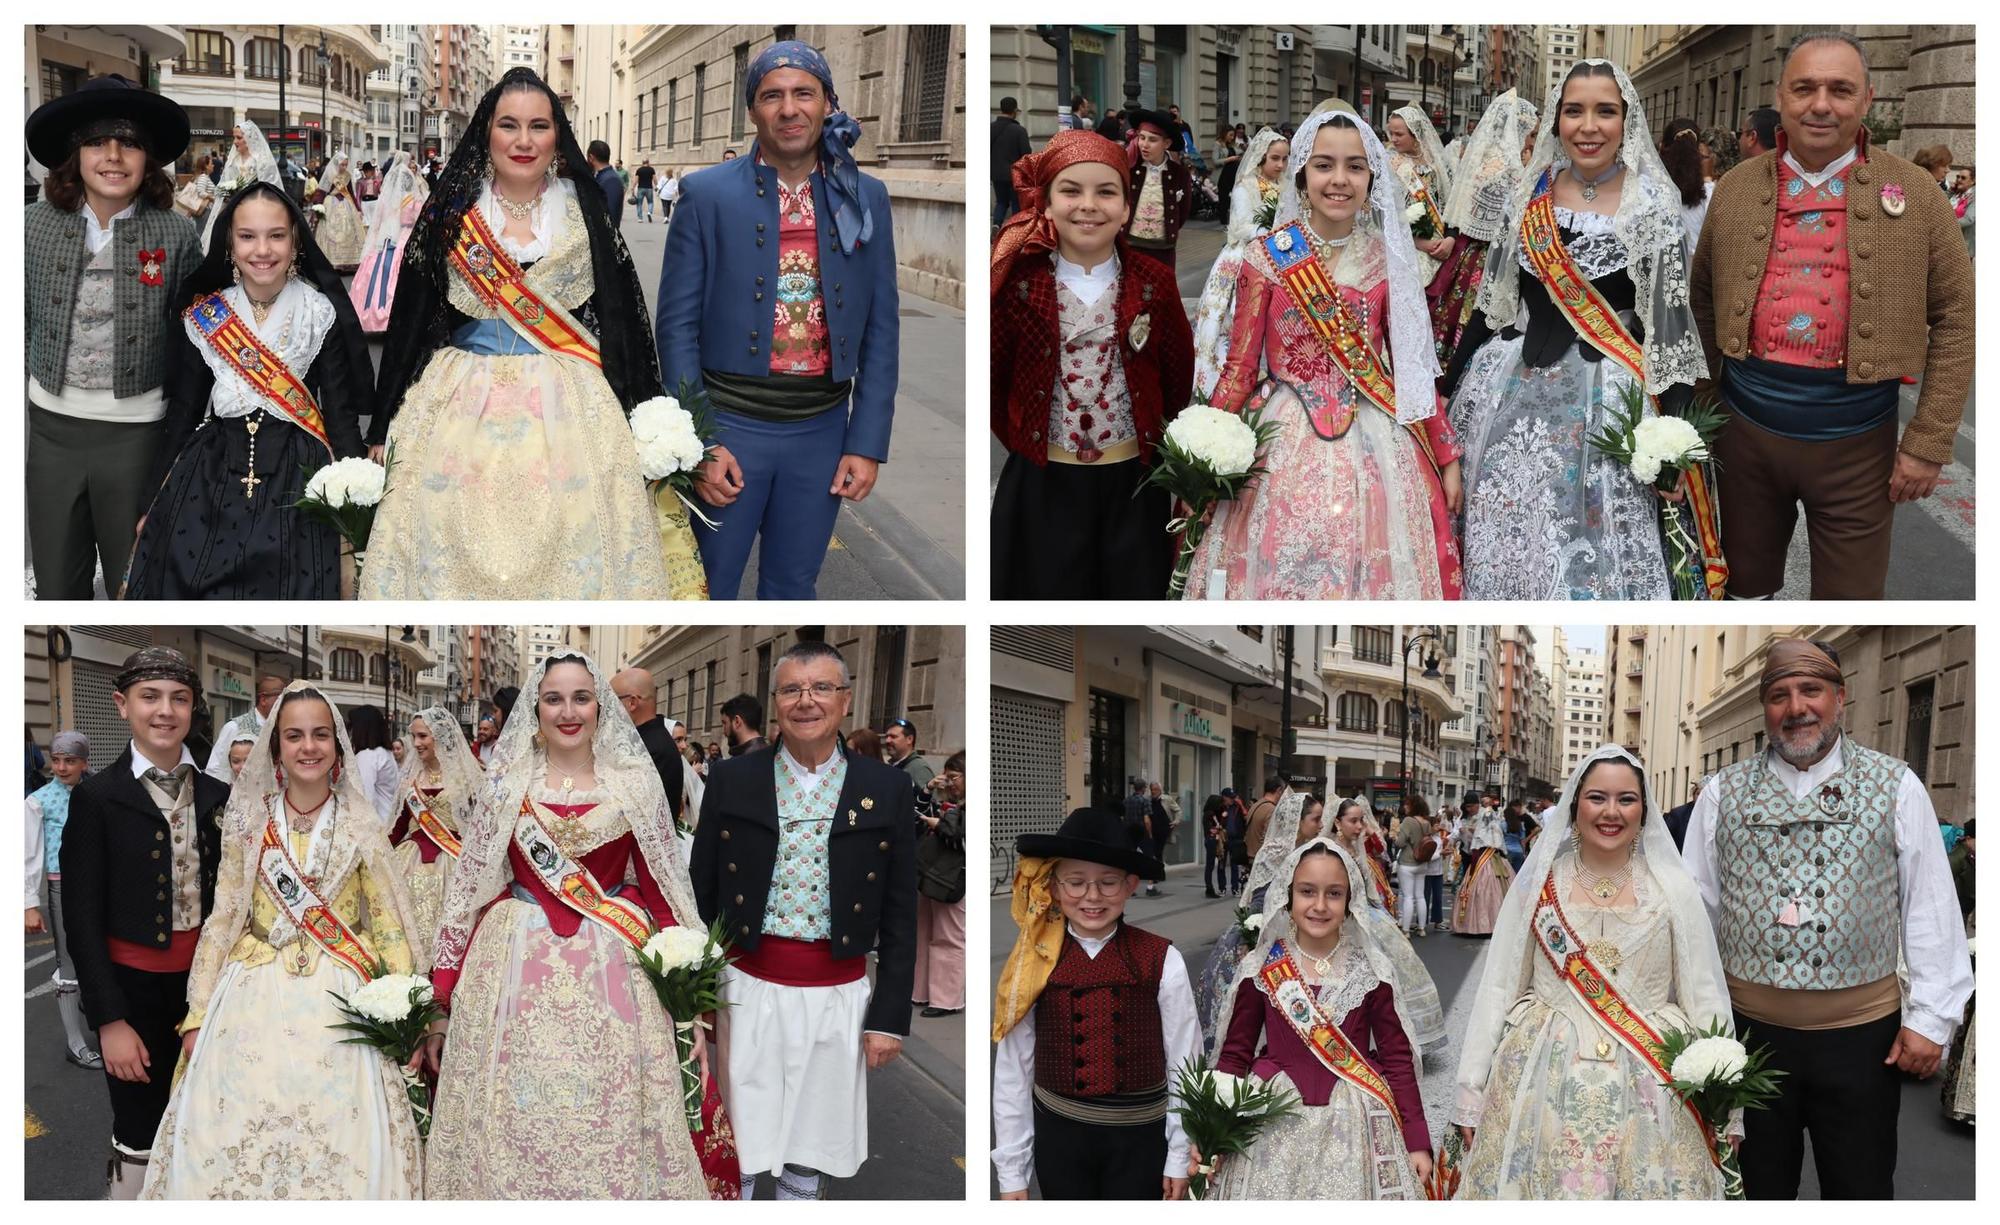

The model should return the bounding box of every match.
[1192,127,1290,399]
[358,150,429,264]
[1442,90,1539,241]
[1392,105,1453,200]
[397,705,485,832]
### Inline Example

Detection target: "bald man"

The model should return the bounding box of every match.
[612,667,686,826]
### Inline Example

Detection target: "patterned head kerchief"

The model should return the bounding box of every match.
[70,115,152,157]
[51,730,91,758]
[744,39,872,255]
[115,646,197,693]
[990,129,1130,300]
[1760,639,1844,696]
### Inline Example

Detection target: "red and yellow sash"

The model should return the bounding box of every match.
[1528,871,1720,1159]
[185,292,332,456]
[1519,175,1727,598]
[1411,178,1445,237]
[511,794,652,950]
[449,205,602,368]
[255,817,379,981]
[405,790,462,858]
[1257,945,1404,1128]
[1260,222,1438,469]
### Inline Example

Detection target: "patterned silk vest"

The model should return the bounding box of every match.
[1713,738,1902,989]
[1033,923,1171,1098]
[1751,162,1856,368]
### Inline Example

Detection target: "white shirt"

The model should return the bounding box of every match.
[990,925,1198,1194]
[82,199,139,256]
[778,739,840,786]
[129,740,198,778]
[1781,145,1861,191]
[1052,251,1119,313]
[352,746,401,823]
[26,794,47,907]
[1682,743,1974,1045]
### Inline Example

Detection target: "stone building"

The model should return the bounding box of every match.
[155,25,389,170]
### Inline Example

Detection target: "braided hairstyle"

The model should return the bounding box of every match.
[396,67,660,408]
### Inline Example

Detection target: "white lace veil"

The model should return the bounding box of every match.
[325,149,352,192]
[359,150,428,260]
[1443,91,1539,242]
[1237,789,1306,907]
[1229,835,1424,1057]
[1192,127,1290,399]
[1228,128,1288,245]
[201,118,283,251]
[1391,105,1453,201]
[397,705,484,832]
[1451,744,1733,1124]
[1274,104,1440,423]
[1475,59,1706,395]
[429,651,701,978]
[185,682,428,1021]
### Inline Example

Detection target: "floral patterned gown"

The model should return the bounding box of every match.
[1183,234,1463,599]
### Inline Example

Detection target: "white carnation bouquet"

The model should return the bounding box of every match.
[1655,1019,1785,1198]
[1139,403,1280,596]
[1587,382,1730,600]
[327,968,445,1136]
[635,918,735,1132]
[629,379,720,528]
[294,448,393,578]
[1406,194,1439,241]
[1232,905,1264,947]
[1172,1058,1301,1199]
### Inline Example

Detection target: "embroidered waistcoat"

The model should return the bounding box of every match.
[139,771,205,930]
[1049,275,1137,451]
[772,178,832,376]
[1033,924,1170,1097]
[1713,739,1902,989]
[1131,167,1168,242]
[63,239,120,391]
[761,752,847,940]
[1751,164,1856,368]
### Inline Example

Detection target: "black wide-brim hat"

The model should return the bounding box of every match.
[1128,108,1176,137]
[1018,806,1166,881]
[27,74,191,169]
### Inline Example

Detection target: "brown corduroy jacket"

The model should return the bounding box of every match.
[1690,137,1975,465]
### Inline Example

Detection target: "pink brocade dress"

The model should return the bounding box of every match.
[1182,252,1464,599]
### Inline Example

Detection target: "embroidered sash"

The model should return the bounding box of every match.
[448,205,602,367]
[1259,223,1438,468]
[1519,174,1728,598]
[1411,178,1445,237]
[185,292,332,455]
[405,790,462,858]
[511,794,651,950]
[1527,871,1720,1159]
[1256,945,1404,1128]
[255,817,378,980]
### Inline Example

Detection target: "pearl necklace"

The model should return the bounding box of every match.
[1573,853,1634,902]
[494,189,542,221]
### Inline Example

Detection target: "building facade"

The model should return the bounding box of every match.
[1301,625,1456,814]
[26,26,189,177]
[1542,24,1581,98]
[160,25,390,169]
[366,24,434,161]
[317,626,436,733]
[1562,646,1606,777]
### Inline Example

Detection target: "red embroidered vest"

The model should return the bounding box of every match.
[1033,924,1171,1098]
[1751,162,1856,369]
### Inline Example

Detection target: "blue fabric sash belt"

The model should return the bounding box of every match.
[1722,354,1899,442]
[451,317,542,356]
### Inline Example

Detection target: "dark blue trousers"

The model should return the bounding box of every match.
[699,406,848,599]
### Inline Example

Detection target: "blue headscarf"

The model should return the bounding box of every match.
[744,40,873,254]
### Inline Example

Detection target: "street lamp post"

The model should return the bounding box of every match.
[1399,627,1444,812]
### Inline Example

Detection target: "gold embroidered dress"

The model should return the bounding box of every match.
[358,182,687,600]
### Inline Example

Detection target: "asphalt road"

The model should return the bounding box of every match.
[985,863,1974,1199]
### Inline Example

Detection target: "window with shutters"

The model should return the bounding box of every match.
[180,31,234,78]
[733,43,750,142]
[331,649,364,684]
[896,26,951,143]
[1905,679,1935,782]
[245,39,288,83]
[693,63,706,145]
[1337,692,1377,733]
[667,79,678,149]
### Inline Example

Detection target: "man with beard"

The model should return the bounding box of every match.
[1683,638,1971,1198]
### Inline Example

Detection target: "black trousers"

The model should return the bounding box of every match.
[1032,1102,1167,1199]
[103,963,190,1151]
[1735,1009,1902,1199]
[991,453,1172,599]
[1204,840,1227,894]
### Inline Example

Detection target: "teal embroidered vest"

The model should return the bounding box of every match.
[1713,738,1902,990]
[761,752,847,940]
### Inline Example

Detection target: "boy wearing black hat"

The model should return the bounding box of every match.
[24,76,200,599]
[1123,109,1193,273]
[59,646,228,1197]
[992,808,1198,1199]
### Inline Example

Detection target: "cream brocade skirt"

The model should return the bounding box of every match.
[143,953,423,1199]
[358,346,688,600]
[424,898,706,1199]
[393,839,453,967]
[1209,1071,1414,1200]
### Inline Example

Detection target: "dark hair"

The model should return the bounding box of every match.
[884,716,918,743]
[1335,798,1367,824]
[846,727,881,758]
[944,749,966,773]
[1262,774,1285,796]
[587,138,612,163]
[720,692,764,729]
[999,96,1018,114]
[1660,118,1707,206]
[777,640,851,686]
[1782,29,1872,87]
[41,145,176,213]
[345,704,392,752]
[1403,793,1431,818]
[1812,640,1843,669]
[1292,114,1372,198]
[1745,107,1780,151]
[1569,756,1650,827]
[1559,61,1626,118]
[1287,843,1347,904]
[493,686,521,720]
[1070,94,1086,111]
[267,688,343,765]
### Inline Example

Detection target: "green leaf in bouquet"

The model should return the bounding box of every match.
[1585,379,1649,464]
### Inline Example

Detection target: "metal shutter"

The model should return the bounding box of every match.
[990,688,1065,895]
[72,659,130,773]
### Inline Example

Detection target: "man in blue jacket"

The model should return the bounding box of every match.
[656,40,900,599]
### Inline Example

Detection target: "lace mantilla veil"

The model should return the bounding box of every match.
[184,683,428,1020]
[1273,104,1440,424]
[1191,126,1289,399]
[1450,743,1732,1125]
[1442,91,1539,242]
[429,651,700,979]
[1474,58,1708,394]
[397,705,485,827]
[1236,789,1305,907]
[358,151,429,261]
[1392,105,1454,201]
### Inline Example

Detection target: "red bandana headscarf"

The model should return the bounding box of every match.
[990,129,1130,302]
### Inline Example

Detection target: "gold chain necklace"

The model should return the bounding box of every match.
[245,289,280,325]
[495,190,541,220]
[1574,854,1633,902]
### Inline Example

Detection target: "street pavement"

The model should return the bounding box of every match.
[985,219,1977,600]
[25,933,964,1200]
[985,862,1974,1199]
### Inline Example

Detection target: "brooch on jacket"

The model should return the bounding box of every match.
[1129,312,1152,352]
[1880,183,1907,217]
[138,248,166,287]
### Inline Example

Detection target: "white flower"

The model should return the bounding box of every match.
[641,926,713,971]
[1670,1035,1749,1086]
[346,973,432,1023]
[1164,405,1260,477]
[303,456,388,508]
[1243,914,1264,931]
[1628,447,1664,487]
[629,396,708,480]
[1632,414,1707,465]
[1405,202,1426,223]
[1208,1070,1243,1108]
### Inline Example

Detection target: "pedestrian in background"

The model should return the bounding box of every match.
[1393,796,1435,937]
[991,96,1031,228]
[1202,792,1227,897]
[344,703,400,823]
[26,730,100,1069]
[913,750,966,1018]
[588,138,623,232]
[633,159,656,222]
